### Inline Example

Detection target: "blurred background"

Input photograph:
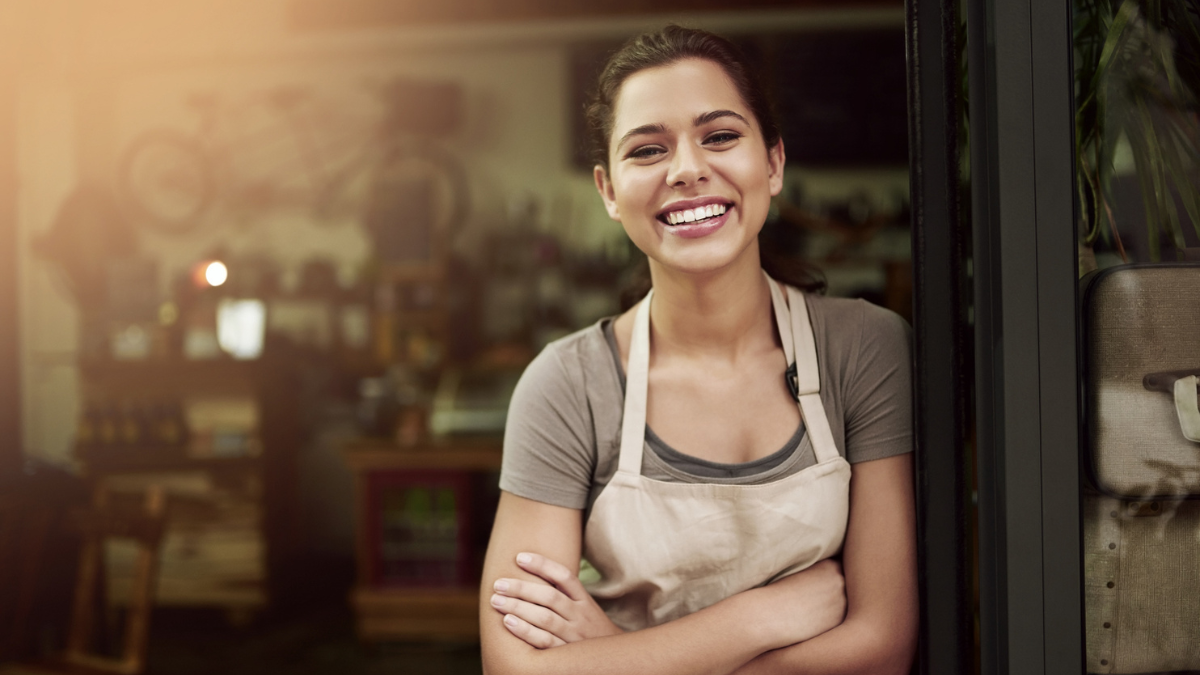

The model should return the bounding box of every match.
[0,1,910,673]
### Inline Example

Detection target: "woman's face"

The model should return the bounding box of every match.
[594,58,784,277]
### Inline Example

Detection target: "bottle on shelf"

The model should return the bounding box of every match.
[75,400,100,451]
[156,400,190,450]
[97,402,120,447]
[118,400,145,448]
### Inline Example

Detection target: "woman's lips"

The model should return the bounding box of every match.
[662,206,731,239]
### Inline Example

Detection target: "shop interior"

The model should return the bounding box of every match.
[0,0,911,673]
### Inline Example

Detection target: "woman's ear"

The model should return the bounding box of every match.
[594,164,621,221]
[767,140,786,197]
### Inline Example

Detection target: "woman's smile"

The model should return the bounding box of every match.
[657,197,733,238]
[657,197,729,225]
[662,204,732,239]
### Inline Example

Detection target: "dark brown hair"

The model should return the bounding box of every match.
[587,25,825,308]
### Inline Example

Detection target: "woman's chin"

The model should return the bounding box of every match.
[649,238,760,278]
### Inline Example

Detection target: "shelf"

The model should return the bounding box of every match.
[77,447,262,474]
[343,438,502,471]
[351,586,481,642]
[78,359,294,396]
[76,356,302,616]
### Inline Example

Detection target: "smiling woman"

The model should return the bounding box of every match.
[594,58,781,277]
[480,25,917,675]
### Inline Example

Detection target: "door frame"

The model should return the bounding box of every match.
[967,0,1084,672]
[905,0,974,672]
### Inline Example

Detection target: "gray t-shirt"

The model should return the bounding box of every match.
[499,293,913,520]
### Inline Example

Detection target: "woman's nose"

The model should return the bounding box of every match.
[666,143,708,187]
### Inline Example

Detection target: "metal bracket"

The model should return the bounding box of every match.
[785,362,800,402]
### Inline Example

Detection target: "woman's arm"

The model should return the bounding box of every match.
[481,491,845,675]
[732,453,918,675]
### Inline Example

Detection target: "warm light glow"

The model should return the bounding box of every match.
[217,299,266,360]
[158,301,179,326]
[205,261,228,287]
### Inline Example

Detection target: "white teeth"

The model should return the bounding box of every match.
[664,204,727,224]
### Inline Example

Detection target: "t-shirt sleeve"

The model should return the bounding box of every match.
[843,302,914,463]
[498,341,596,510]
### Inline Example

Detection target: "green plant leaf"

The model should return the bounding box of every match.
[1097,1,1140,77]
[1138,100,1183,252]
[1129,126,1163,260]
[1084,159,1105,244]
[1093,2,1139,111]
[1160,118,1200,243]
[1163,151,1200,247]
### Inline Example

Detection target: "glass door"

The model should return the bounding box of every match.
[965,0,1200,672]
[1073,1,1200,673]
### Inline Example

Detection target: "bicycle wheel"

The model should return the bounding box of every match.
[118,130,214,234]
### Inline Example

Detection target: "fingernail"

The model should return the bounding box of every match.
[491,594,505,608]
[504,614,517,627]
[516,553,532,564]
[494,579,509,592]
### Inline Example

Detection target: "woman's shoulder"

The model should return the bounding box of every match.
[536,319,612,365]
[515,319,615,394]
[502,321,614,511]
[795,292,912,390]
[800,291,911,346]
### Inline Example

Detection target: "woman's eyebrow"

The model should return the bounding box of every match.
[694,109,749,127]
[616,123,667,151]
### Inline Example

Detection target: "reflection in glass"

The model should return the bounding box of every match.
[1076,2,1200,672]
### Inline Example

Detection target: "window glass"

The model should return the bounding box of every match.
[1074,2,1200,672]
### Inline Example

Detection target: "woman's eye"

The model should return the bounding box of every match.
[705,131,742,145]
[628,145,665,159]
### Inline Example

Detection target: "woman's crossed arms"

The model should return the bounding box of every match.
[479,452,916,675]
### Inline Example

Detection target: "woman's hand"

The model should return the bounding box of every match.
[489,552,625,648]
[750,558,847,648]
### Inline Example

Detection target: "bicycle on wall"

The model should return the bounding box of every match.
[117,79,470,244]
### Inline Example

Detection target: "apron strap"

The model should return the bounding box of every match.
[783,284,841,465]
[767,274,797,368]
[617,289,653,475]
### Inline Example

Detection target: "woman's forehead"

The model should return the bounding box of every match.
[611,59,754,134]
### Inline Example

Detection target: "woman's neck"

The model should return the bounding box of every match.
[647,253,777,363]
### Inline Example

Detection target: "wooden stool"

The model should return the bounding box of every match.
[3,486,167,675]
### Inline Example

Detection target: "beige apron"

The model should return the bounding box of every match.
[582,274,852,631]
